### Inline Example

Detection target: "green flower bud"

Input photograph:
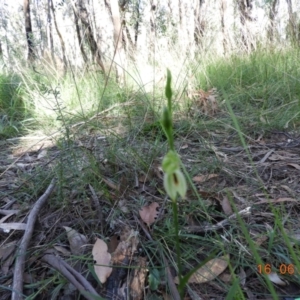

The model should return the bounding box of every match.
[162,150,180,173]
[161,107,173,141]
[165,69,172,101]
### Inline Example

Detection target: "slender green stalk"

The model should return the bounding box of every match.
[172,200,183,298]
[161,69,187,299]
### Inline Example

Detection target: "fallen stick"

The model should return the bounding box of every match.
[12,178,56,300]
[41,254,100,300]
[184,206,252,233]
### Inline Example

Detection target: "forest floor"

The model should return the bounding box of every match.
[1,109,300,299]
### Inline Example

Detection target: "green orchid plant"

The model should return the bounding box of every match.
[160,69,187,296]
[161,69,187,202]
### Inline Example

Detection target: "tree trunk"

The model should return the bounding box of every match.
[286,0,298,44]
[107,0,126,84]
[50,0,67,73]
[75,0,106,75]
[194,0,205,46]
[148,0,157,62]
[267,0,279,43]
[221,0,229,54]
[24,0,35,61]
[0,40,3,60]
[134,0,141,48]
[47,0,55,67]
[73,7,88,64]
[236,0,255,53]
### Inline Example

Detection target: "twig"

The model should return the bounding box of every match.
[185,206,252,233]
[12,178,56,300]
[42,254,100,300]
[88,184,103,233]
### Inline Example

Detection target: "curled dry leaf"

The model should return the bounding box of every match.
[139,202,160,226]
[63,226,88,255]
[175,254,229,284]
[92,238,112,283]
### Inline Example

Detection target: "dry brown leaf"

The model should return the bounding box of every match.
[92,238,112,283]
[107,235,120,253]
[192,174,218,183]
[190,88,219,116]
[111,227,139,264]
[221,196,233,215]
[104,227,139,299]
[130,256,147,300]
[64,226,88,255]
[267,272,286,286]
[139,202,160,226]
[287,163,300,170]
[175,254,229,284]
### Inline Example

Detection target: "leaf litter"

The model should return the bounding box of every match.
[1,122,300,298]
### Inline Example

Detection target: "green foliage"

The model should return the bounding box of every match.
[197,48,300,131]
[148,269,160,290]
[0,73,26,138]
